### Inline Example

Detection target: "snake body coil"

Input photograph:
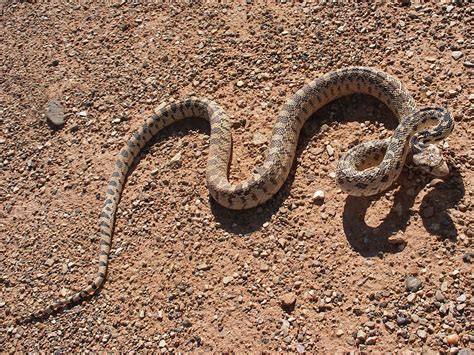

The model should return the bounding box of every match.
[21,67,453,322]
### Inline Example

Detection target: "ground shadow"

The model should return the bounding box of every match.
[342,163,465,257]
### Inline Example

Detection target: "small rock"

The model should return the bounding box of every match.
[222,276,233,285]
[417,329,427,339]
[451,51,463,60]
[158,339,166,348]
[388,234,406,245]
[458,349,472,355]
[336,329,344,337]
[281,319,290,336]
[280,292,297,311]
[169,152,182,167]
[428,178,444,187]
[356,329,367,343]
[407,293,417,302]
[456,294,466,302]
[326,144,334,157]
[46,98,65,126]
[139,309,145,318]
[365,321,376,329]
[182,319,192,328]
[296,344,305,353]
[435,290,445,302]
[77,110,88,118]
[405,276,422,292]
[45,258,55,267]
[446,333,459,345]
[385,321,396,331]
[397,316,409,326]
[439,304,448,315]
[462,252,474,263]
[197,263,211,271]
[366,336,377,345]
[236,80,245,88]
[252,132,267,145]
[312,190,325,204]
[441,281,448,292]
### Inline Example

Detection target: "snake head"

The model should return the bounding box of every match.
[412,144,449,177]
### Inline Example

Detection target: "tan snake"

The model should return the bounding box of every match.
[19,67,454,322]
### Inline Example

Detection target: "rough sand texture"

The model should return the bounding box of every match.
[1,1,473,352]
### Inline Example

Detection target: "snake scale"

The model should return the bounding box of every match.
[20,67,453,322]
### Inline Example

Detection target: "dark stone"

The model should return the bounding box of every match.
[405,276,422,292]
[46,98,65,126]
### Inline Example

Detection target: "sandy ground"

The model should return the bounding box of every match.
[1,1,473,352]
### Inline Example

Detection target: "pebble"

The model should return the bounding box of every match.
[439,304,447,315]
[366,337,376,345]
[312,190,325,204]
[326,144,334,157]
[446,333,459,345]
[197,263,211,271]
[336,329,344,337]
[397,316,409,326]
[169,152,182,166]
[456,294,466,302]
[405,276,422,292]
[222,276,233,285]
[435,290,445,302]
[280,292,297,309]
[236,80,245,88]
[356,329,366,342]
[44,258,55,266]
[441,281,448,292]
[158,339,166,348]
[296,344,305,353]
[45,98,65,126]
[462,252,473,263]
[417,329,427,339]
[252,132,267,145]
[451,51,463,60]
[385,321,396,331]
[458,349,472,355]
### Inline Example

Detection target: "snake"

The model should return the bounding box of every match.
[18,67,454,323]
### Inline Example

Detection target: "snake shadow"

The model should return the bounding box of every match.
[342,163,465,257]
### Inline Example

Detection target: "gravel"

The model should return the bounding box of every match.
[1,1,472,353]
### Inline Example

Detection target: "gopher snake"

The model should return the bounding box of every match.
[19,67,453,322]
